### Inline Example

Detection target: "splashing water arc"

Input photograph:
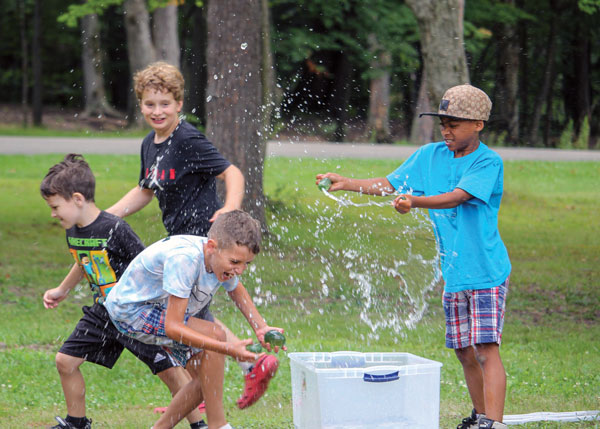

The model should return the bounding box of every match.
[318,188,441,333]
[262,179,440,337]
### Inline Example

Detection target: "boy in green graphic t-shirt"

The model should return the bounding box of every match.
[41,154,207,429]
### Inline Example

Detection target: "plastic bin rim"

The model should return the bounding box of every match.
[288,351,443,370]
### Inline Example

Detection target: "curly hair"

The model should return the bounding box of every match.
[133,61,185,102]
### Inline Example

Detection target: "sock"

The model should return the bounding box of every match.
[238,360,253,374]
[219,424,233,429]
[190,420,207,429]
[65,415,88,428]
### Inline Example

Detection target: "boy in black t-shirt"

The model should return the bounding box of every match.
[107,62,279,411]
[41,154,207,429]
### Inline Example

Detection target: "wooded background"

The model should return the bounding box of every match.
[1,0,599,223]
[1,0,598,146]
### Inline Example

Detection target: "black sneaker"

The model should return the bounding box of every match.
[190,419,208,429]
[457,409,482,429]
[50,416,92,429]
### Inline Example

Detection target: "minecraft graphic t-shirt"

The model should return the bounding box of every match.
[66,211,144,303]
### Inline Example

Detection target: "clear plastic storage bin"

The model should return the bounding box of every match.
[289,351,442,429]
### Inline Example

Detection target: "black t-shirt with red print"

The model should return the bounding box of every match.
[138,120,231,236]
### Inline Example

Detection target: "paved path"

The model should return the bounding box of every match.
[1,136,599,161]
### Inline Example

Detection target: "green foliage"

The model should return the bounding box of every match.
[558,119,575,149]
[463,0,537,77]
[574,116,590,150]
[57,0,183,27]
[271,0,419,74]
[57,0,123,28]
[579,0,600,14]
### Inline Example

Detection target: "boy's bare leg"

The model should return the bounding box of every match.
[455,346,485,414]
[197,349,227,428]
[156,366,205,424]
[55,352,87,417]
[475,343,506,422]
[154,318,227,429]
[154,354,214,428]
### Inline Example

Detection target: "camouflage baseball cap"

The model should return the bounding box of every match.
[419,84,492,121]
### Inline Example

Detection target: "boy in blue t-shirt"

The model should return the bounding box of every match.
[317,85,511,429]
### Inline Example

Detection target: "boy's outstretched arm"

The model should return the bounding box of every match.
[210,165,245,222]
[43,263,85,309]
[105,186,154,218]
[164,294,257,362]
[228,281,286,353]
[316,173,395,196]
[393,188,473,214]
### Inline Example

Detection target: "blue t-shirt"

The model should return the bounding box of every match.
[386,141,511,292]
[104,235,238,328]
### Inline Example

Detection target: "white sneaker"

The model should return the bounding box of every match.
[479,417,507,429]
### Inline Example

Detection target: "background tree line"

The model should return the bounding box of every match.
[1,0,599,226]
[1,0,598,148]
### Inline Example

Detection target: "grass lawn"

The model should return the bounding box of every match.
[0,154,598,428]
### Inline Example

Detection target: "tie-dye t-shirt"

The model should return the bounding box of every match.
[104,235,238,330]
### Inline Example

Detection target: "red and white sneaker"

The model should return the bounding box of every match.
[236,354,279,409]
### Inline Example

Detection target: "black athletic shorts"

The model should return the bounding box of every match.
[58,303,178,374]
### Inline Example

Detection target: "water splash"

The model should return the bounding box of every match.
[261,182,441,336]
[320,187,397,208]
[321,195,441,333]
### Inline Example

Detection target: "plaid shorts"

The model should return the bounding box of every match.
[443,277,509,349]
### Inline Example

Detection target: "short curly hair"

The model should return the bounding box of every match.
[133,61,184,102]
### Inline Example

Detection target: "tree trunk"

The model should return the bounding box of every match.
[405,0,469,110]
[32,0,42,126]
[152,3,180,67]
[367,34,392,143]
[543,65,557,147]
[182,4,207,122]
[123,0,157,126]
[517,0,529,140]
[331,52,352,142]
[527,5,558,146]
[205,0,266,229]
[18,0,29,127]
[81,13,121,118]
[260,0,280,138]
[493,0,519,145]
[571,13,591,135]
[410,68,434,144]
